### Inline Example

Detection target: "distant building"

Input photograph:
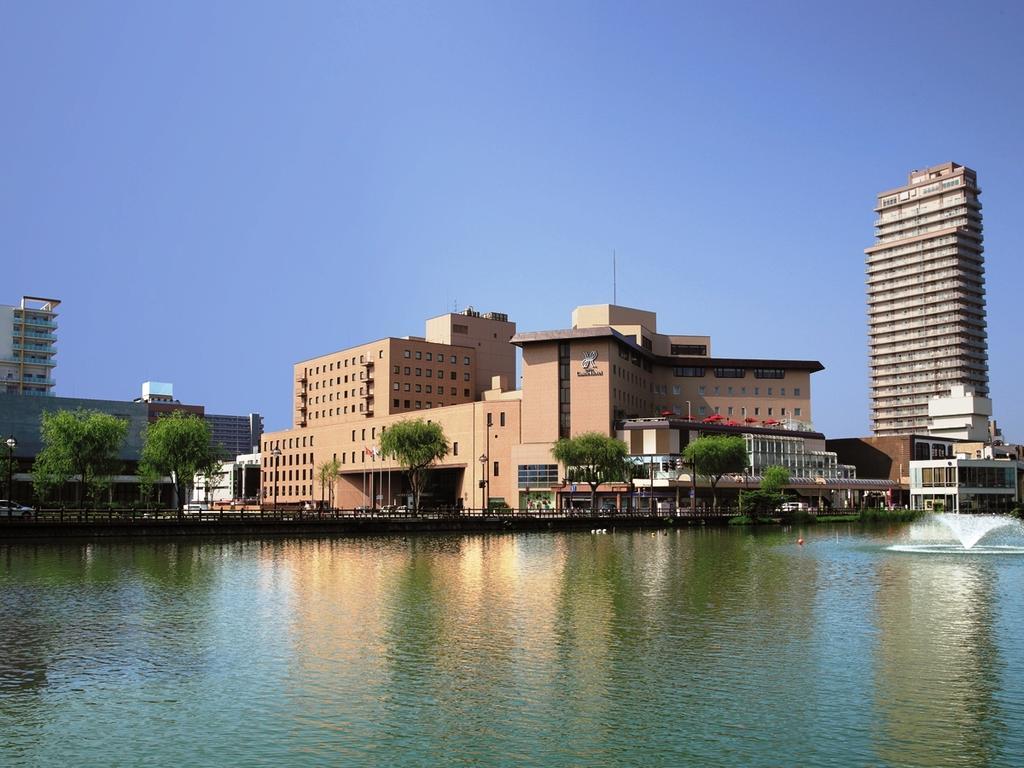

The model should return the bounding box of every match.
[910,456,1021,514]
[866,163,988,436]
[135,382,262,456]
[205,412,263,458]
[192,451,261,504]
[135,381,204,422]
[0,296,59,397]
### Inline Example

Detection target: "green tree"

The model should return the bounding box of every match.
[32,409,129,507]
[682,435,748,510]
[317,457,342,509]
[379,419,449,511]
[0,451,16,500]
[139,412,216,511]
[551,432,630,512]
[739,465,790,520]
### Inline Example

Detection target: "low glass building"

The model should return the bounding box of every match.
[910,458,1021,514]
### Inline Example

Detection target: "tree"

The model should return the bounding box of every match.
[317,457,342,509]
[551,432,630,512]
[0,451,16,500]
[379,420,449,511]
[139,412,216,511]
[739,465,790,520]
[682,435,748,510]
[32,409,129,507]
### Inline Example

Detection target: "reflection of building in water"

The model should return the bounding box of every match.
[872,558,1003,767]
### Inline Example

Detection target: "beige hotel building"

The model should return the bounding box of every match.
[261,303,827,509]
[866,162,988,436]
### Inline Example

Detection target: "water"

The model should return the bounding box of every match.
[891,514,1024,554]
[2,527,1024,767]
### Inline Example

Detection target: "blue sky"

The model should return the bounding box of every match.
[3,1,1022,437]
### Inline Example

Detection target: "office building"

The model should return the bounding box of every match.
[866,162,988,436]
[136,381,262,456]
[261,304,854,510]
[0,296,59,396]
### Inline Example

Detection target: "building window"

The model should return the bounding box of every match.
[464,388,470,396]
[450,355,457,364]
[795,408,802,416]
[713,367,745,378]
[670,344,708,356]
[463,372,470,381]
[464,356,470,365]
[753,368,785,379]
[394,399,400,407]
[794,388,801,397]
[453,442,458,456]
[426,352,432,361]
[698,385,705,395]
[404,367,411,375]
[493,461,499,477]
[518,464,559,486]
[404,350,411,358]
[415,351,422,360]
[500,412,505,427]
[673,367,705,377]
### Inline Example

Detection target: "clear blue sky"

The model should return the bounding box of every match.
[3,1,1022,438]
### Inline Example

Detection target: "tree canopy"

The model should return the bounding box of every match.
[739,465,791,520]
[551,432,630,512]
[32,409,129,507]
[317,456,342,509]
[682,435,748,509]
[379,419,449,510]
[139,412,216,510]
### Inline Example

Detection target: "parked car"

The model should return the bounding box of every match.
[780,501,810,512]
[0,500,35,518]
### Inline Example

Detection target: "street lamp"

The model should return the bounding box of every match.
[479,453,488,511]
[685,401,691,420]
[272,447,282,511]
[5,435,16,501]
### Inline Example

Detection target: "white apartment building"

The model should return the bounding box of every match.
[866,163,988,436]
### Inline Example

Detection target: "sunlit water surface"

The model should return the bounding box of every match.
[2,526,1024,767]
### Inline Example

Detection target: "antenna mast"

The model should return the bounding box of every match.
[613,250,617,305]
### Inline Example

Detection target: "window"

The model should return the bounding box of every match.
[754,407,760,416]
[670,344,708,356]
[426,385,432,393]
[404,383,410,391]
[437,369,443,378]
[453,442,459,456]
[673,366,705,377]
[464,388,470,397]
[416,384,422,392]
[794,408,802,416]
[794,388,801,397]
[451,387,457,395]
[713,367,745,378]
[518,464,558,486]
[464,372,470,381]
[415,351,422,360]
[453,323,469,334]
[415,401,422,408]
[698,385,705,395]
[451,371,457,380]
[464,356,470,365]
[404,350,411,358]
[500,412,505,427]
[404,366,411,375]
[393,383,399,390]
[404,400,410,408]
[426,369,432,378]
[753,368,785,379]
[394,399,400,407]
[426,352,432,361]
[493,461,499,477]
[416,368,422,376]
[672,385,681,395]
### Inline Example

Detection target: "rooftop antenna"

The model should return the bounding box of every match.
[613,250,617,305]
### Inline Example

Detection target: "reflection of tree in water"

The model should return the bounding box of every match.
[539,527,823,764]
[0,540,224,738]
[873,558,1005,768]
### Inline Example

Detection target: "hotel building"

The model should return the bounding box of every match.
[261,304,851,510]
[0,296,59,396]
[866,162,988,436]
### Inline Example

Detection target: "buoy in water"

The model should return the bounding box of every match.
[797,537,805,546]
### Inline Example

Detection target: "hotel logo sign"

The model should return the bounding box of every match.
[578,350,604,376]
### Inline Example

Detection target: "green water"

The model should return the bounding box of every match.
[2,525,1024,767]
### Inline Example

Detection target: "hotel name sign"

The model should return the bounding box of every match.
[578,350,604,376]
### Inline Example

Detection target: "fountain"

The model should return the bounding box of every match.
[889,512,1024,554]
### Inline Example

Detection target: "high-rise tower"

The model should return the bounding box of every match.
[866,163,987,436]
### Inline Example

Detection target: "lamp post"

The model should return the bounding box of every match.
[272,447,282,512]
[685,401,691,420]
[479,453,488,511]
[5,435,16,501]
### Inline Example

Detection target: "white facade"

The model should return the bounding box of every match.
[910,458,1020,514]
[192,452,262,503]
[927,384,992,441]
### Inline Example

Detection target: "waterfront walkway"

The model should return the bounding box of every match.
[0,505,857,539]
